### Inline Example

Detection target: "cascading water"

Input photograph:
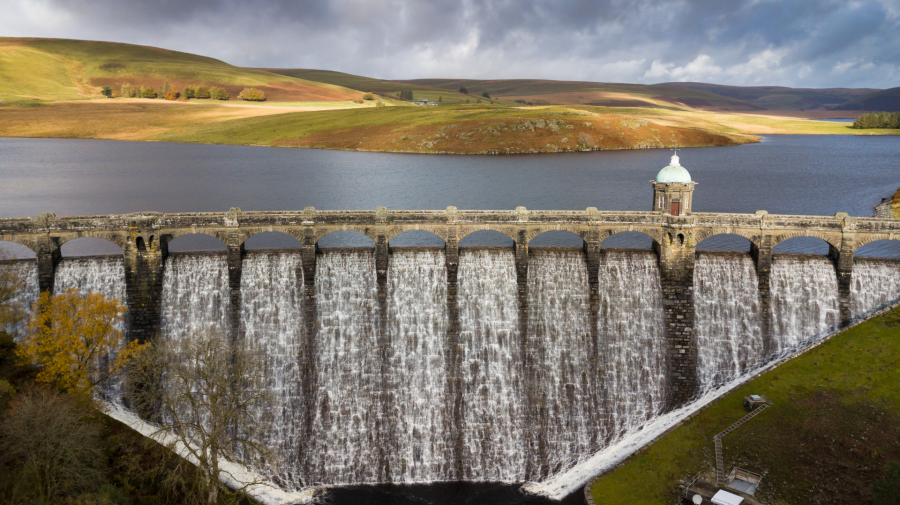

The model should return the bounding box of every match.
[0,261,39,338]
[596,250,666,439]
[239,251,305,486]
[525,249,597,477]
[160,254,231,341]
[851,258,900,319]
[383,250,448,482]
[694,252,763,391]
[769,255,840,356]
[308,250,380,485]
[54,256,128,401]
[457,249,523,481]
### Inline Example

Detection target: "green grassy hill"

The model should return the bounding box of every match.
[589,306,900,505]
[0,37,362,102]
[833,87,900,112]
[397,78,765,111]
[662,82,878,110]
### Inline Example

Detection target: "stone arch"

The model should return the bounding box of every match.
[316,229,376,247]
[853,237,900,258]
[55,231,128,250]
[0,239,38,259]
[458,229,516,247]
[241,230,304,250]
[693,228,760,248]
[457,226,519,243]
[0,236,39,255]
[599,228,662,249]
[58,235,124,257]
[853,234,900,250]
[166,232,228,252]
[166,228,229,242]
[524,226,589,242]
[314,226,378,244]
[529,229,585,247]
[388,229,446,247]
[695,232,756,252]
[772,231,841,250]
[384,225,448,243]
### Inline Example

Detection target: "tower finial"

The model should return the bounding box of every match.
[670,148,680,166]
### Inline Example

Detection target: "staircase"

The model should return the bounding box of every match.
[714,397,773,486]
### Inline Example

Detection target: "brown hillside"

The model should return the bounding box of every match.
[90,76,359,102]
[271,113,749,154]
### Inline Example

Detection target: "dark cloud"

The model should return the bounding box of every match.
[4,0,898,88]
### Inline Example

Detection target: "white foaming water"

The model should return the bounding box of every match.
[851,258,900,319]
[457,249,523,481]
[239,252,305,487]
[54,256,127,402]
[596,250,666,439]
[384,250,448,481]
[526,249,597,477]
[309,250,380,485]
[769,255,840,355]
[0,261,39,338]
[694,253,763,391]
[160,254,231,341]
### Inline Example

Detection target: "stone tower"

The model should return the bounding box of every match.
[651,151,697,216]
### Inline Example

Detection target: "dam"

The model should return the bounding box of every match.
[3,154,900,491]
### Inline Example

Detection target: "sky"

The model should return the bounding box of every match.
[4,0,900,89]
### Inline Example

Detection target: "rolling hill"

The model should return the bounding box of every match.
[662,82,879,110]
[0,37,362,102]
[259,68,520,106]
[832,87,900,112]
[397,78,766,111]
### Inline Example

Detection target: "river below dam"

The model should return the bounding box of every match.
[2,134,900,504]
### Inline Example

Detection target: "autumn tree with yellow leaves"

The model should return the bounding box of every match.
[17,288,144,400]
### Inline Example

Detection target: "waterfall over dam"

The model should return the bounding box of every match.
[3,246,900,491]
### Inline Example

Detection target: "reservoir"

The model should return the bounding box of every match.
[2,134,899,504]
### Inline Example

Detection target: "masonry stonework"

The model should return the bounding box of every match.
[3,208,897,409]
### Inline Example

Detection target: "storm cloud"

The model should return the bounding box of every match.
[4,0,899,88]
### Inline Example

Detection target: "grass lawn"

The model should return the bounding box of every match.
[589,306,900,505]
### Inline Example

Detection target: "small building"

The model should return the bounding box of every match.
[651,151,697,216]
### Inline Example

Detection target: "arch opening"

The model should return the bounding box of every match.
[389,230,445,248]
[529,230,584,248]
[167,233,227,253]
[772,236,832,256]
[696,233,753,253]
[0,240,37,260]
[61,237,123,257]
[600,231,656,250]
[135,237,146,251]
[854,239,900,259]
[317,230,375,248]
[244,231,303,251]
[459,230,514,247]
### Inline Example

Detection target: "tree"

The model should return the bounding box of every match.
[482,91,491,99]
[362,92,375,100]
[18,288,142,401]
[164,89,181,101]
[438,94,443,102]
[140,86,157,99]
[874,461,900,505]
[375,100,385,107]
[209,87,229,100]
[237,87,266,101]
[182,86,196,99]
[398,89,414,101]
[161,80,171,98]
[459,87,469,94]
[0,388,105,501]
[120,83,134,98]
[100,86,112,98]
[126,330,275,505]
[195,86,211,99]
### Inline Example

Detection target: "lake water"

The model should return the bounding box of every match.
[1,135,899,256]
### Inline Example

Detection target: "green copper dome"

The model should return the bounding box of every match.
[655,153,692,183]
